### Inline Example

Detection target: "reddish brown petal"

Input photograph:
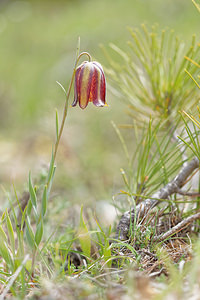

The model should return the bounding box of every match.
[89,67,98,104]
[79,63,94,109]
[92,62,106,106]
[93,62,104,73]
[72,65,82,107]
[88,66,103,107]
[99,71,106,104]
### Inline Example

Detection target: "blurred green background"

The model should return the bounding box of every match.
[0,0,199,211]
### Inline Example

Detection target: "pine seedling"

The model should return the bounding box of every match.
[103,25,200,124]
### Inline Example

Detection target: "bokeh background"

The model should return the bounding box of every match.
[0,0,199,217]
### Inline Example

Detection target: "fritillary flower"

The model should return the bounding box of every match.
[72,61,106,109]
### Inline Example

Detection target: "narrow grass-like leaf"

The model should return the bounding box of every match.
[47,165,56,197]
[47,150,54,182]
[35,217,43,246]
[0,225,7,242]
[102,247,113,267]
[18,229,25,257]
[0,242,14,271]
[47,150,55,185]
[1,211,6,222]
[95,218,112,267]
[0,226,14,271]
[25,217,35,249]
[111,241,138,257]
[20,205,28,231]
[120,168,130,191]
[55,109,59,142]
[42,185,47,217]
[26,198,32,217]
[56,81,67,96]
[29,172,37,215]
[10,184,19,225]
[6,210,15,255]
[78,205,91,257]
[0,254,29,300]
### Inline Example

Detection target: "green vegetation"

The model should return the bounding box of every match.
[0,0,200,299]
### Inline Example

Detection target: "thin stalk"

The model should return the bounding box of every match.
[31,248,36,278]
[52,51,92,170]
[53,70,75,161]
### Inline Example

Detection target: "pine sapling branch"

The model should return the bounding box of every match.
[116,157,199,240]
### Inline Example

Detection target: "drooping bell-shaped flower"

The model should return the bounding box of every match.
[72,61,106,109]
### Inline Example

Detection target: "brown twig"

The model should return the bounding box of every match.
[153,211,200,242]
[116,157,199,240]
[176,188,200,197]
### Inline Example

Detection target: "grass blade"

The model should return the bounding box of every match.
[78,206,91,258]
[35,217,43,246]
[28,172,37,217]
[6,210,15,255]
[42,185,47,217]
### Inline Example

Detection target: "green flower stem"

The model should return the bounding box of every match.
[52,51,92,177]
[78,51,92,62]
[53,69,75,162]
